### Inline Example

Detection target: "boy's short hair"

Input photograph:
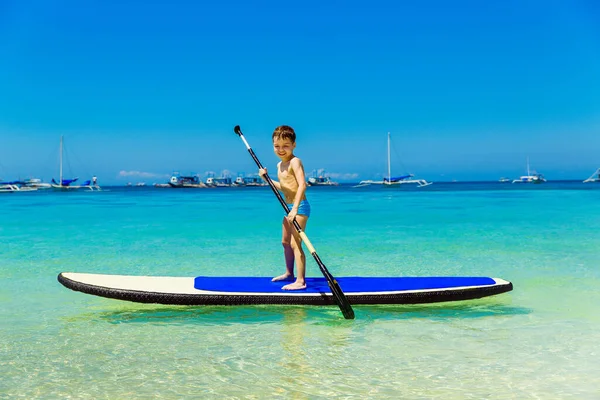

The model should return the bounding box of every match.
[272,125,296,143]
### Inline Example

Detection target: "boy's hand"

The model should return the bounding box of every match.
[259,168,267,180]
[287,208,298,222]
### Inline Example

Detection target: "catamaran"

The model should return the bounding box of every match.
[583,168,600,183]
[512,157,546,184]
[51,136,100,191]
[357,132,432,187]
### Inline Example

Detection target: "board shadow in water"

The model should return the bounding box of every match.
[69,299,530,326]
[358,301,531,322]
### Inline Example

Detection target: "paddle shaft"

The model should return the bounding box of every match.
[234,125,355,319]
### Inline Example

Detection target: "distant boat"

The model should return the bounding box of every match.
[233,175,267,186]
[0,180,38,192]
[498,177,511,183]
[51,136,100,191]
[0,183,19,193]
[244,177,267,186]
[583,168,600,183]
[23,178,51,189]
[358,132,432,187]
[168,173,206,188]
[308,176,338,186]
[0,176,48,191]
[512,158,546,184]
[307,170,339,186]
[206,176,232,187]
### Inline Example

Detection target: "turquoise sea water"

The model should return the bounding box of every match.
[1,182,599,399]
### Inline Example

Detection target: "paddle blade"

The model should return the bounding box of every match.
[329,280,355,319]
[234,125,242,136]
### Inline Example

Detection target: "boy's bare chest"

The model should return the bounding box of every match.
[278,164,298,190]
[278,163,292,179]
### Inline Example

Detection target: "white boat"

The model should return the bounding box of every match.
[583,168,600,183]
[51,136,100,191]
[0,182,38,192]
[358,132,432,187]
[308,170,339,186]
[308,176,338,186]
[0,183,19,193]
[0,179,38,192]
[206,176,232,187]
[234,175,267,186]
[23,178,51,189]
[168,173,206,188]
[499,177,511,183]
[512,158,546,184]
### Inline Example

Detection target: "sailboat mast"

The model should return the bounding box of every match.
[387,132,391,182]
[527,156,530,176]
[59,135,63,187]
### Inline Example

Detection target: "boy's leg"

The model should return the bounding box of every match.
[272,217,295,281]
[282,215,308,290]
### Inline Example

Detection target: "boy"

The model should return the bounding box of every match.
[259,125,310,290]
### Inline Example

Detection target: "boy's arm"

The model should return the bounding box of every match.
[289,158,307,211]
[259,164,281,190]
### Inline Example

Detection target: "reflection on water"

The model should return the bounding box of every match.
[278,308,312,400]
[65,299,530,326]
[359,302,531,321]
[75,305,334,326]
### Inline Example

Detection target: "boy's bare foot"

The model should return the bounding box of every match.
[272,273,294,282]
[282,282,307,291]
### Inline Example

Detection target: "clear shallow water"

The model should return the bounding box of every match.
[1,182,599,398]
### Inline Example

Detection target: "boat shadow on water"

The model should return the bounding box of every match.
[69,299,531,326]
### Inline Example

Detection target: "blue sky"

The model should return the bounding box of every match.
[1,0,599,184]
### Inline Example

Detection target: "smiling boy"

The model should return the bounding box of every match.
[259,125,310,290]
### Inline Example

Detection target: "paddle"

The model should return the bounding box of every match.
[233,125,355,319]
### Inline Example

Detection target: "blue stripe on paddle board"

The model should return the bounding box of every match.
[193,276,496,293]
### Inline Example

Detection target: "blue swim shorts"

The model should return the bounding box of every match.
[287,200,311,217]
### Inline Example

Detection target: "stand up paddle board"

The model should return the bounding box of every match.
[58,273,512,306]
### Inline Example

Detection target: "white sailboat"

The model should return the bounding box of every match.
[51,136,100,191]
[512,157,546,184]
[583,168,600,183]
[357,132,432,187]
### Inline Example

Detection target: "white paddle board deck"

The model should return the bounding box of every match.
[58,273,513,306]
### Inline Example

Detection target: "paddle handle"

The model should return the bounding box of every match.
[234,126,318,236]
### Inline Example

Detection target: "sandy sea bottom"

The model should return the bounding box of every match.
[1,183,599,398]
